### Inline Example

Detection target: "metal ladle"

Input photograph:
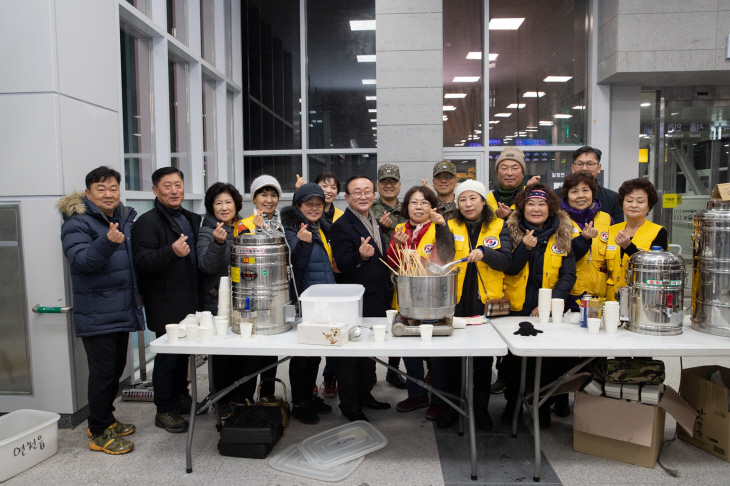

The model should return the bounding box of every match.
[348,325,388,340]
[426,257,468,275]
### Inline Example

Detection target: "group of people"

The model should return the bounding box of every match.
[60,144,668,455]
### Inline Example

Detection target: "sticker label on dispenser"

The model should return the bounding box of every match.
[230,267,240,283]
[243,257,256,263]
[262,270,269,276]
[242,270,257,281]
[240,248,265,255]
[645,279,682,286]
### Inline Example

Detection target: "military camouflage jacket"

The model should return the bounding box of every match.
[437,197,457,215]
[370,198,406,243]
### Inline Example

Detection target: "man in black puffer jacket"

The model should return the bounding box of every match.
[132,167,202,433]
[60,166,144,455]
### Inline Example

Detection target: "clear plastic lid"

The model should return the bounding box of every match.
[296,420,388,469]
[268,444,363,482]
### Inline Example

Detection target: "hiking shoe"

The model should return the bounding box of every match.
[309,396,332,414]
[425,404,446,420]
[386,370,407,389]
[87,421,135,438]
[490,378,506,394]
[397,395,429,412]
[553,394,571,418]
[323,376,338,398]
[436,406,460,429]
[291,404,320,425]
[155,410,189,433]
[89,427,134,454]
[175,394,196,414]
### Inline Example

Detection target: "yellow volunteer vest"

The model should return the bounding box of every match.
[391,222,437,309]
[333,206,344,222]
[604,220,663,301]
[486,190,521,216]
[319,228,333,265]
[234,214,256,236]
[504,233,568,311]
[448,218,507,304]
[569,211,611,299]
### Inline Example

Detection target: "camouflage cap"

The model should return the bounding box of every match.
[377,164,400,181]
[433,160,457,177]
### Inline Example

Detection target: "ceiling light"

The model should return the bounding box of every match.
[494,113,512,117]
[445,93,467,99]
[466,52,481,59]
[489,120,500,124]
[474,130,482,134]
[368,109,377,113]
[362,79,376,85]
[525,129,538,132]
[539,120,554,125]
[553,114,573,119]
[544,76,573,82]
[461,140,467,142]
[372,127,377,130]
[443,105,457,111]
[350,20,376,31]
[526,126,537,129]
[357,55,376,63]
[489,53,498,61]
[507,103,526,109]
[455,143,465,146]
[489,18,525,30]
[453,76,480,82]
[370,119,376,122]
[366,96,376,101]
[671,112,679,115]
[443,116,448,121]
[523,91,546,97]
[640,102,651,107]
[572,105,586,110]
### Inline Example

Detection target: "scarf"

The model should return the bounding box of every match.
[410,220,427,240]
[323,204,335,224]
[350,207,383,255]
[559,199,601,229]
[496,183,522,205]
[255,207,281,224]
[519,214,558,244]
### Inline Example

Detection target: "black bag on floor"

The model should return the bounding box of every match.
[218,405,284,458]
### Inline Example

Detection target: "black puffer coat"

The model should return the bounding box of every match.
[281,206,335,294]
[197,212,241,313]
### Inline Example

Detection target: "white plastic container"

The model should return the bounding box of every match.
[0,409,60,482]
[299,284,365,328]
[269,444,363,482]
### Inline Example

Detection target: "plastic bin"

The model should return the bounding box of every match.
[299,284,364,327]
[0,409,60,482]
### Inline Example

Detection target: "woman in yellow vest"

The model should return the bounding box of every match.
[605,178,667,300]
[315,171,344,224]
[560,172,613,309]
[429,180,513,431]
[234,175,282,235]
[502,184,576,429]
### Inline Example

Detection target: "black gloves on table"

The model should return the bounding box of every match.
[514,321,543,336]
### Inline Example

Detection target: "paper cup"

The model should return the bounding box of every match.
[420,324,434,341]
[200,311,214,327]
[538,288,552,324]
[587,318,601,334]
[385,310,398,327]
[238,321,253,339]
[604,315,620,334]
[186,325,199,342]
[219,276,231,291]
[166,324,182,343]
[452,317,467,329]
[184,314,199,324]
[215,320,228,336]
[372,325,386,342]
[551,299,564,323]
[198,325,213,343]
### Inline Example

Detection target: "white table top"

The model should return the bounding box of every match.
[491,315,730,357]
[150,317,508,358]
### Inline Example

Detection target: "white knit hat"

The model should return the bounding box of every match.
[454,179,488,201]
[250,175,282,200]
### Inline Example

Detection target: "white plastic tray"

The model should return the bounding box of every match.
[297,420,388,469]
[268,444,363,482]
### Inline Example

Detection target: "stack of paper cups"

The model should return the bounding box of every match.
[218,276,231,317]
[603,301,620,334]
[538,288,552,324]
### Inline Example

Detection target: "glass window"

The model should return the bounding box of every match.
[243,0,301,150]
[224,0,233,77]
[226,90,235,183]
[307,0,376,149]
[202,77,217,187]
[200,0,215,64]
[488,1,587,146]
[125,0,149,16]
[308,154,377,188]
[450,159,477,182]
[443,0,483,147]
[167,0,188,44]
[488,150,578,191]
[120,27,154,191]
[244,155,302,193]
[169,56,191,178]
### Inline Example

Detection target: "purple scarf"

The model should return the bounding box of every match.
[560,199,602,229]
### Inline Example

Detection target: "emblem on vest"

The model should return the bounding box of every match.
[483,236,499,248]
[600,231,609,242]
[551,243,565,255]
[423,244,434,254]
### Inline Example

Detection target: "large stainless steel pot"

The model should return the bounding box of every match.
[395,271,458,320]
[618,247,685,336]
[692,200,730,336]
[231,233,291,335]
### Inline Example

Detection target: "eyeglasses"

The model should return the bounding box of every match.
[349,190,374,198]
[572,161,598,168]
[434,174,455,181]
[408,200,432,208]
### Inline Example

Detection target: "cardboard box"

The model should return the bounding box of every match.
[572,386,696,468]
[711,183,730,201]
[297,322,349,346]
[678,366,730,462]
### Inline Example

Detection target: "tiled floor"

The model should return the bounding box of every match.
[5,354,730,485]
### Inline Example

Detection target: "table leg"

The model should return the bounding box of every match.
[467,356,477,481]
[512,356,527,438]
[459,357,466,437]
[532,357,542,482]
[208,356,222,431]
[186,354,197,473]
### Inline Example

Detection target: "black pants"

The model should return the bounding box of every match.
[289,357,322,405]
[337,357,377,414]
[430,356,493,406]
[211,355,277,402]
[82,332,129,436]
[153,331,190,413]
[503,353,577,408]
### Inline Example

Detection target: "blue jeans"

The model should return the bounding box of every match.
[403,357,426,398]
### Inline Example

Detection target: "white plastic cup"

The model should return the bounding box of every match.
[551,298,564,323]
[219,276,231,291]
[538,288,552,324]
[186,325,199,342]
[180,317,198,327]
[238,321,253,339]
[604,315,620,334]
[198,325,213,343]
[372,324,386,342]
[166,324,184,343]
[184,313,199,324]
[385,310,398,327]
[587,318,601,334]
[420,324,434,341]
[200,311,214,327]
[215,320,228,336]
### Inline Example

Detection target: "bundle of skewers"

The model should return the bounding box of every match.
[380,247,429,277]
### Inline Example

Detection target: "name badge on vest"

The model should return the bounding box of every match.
[453,235,465,242]
[607,244,617,251]
[573,227,580,234]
